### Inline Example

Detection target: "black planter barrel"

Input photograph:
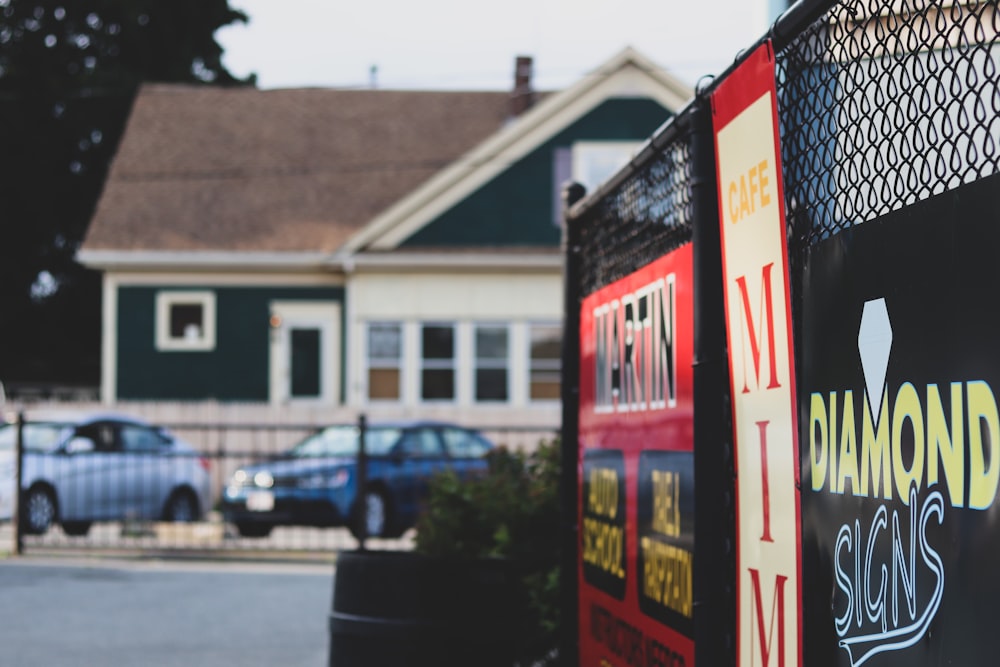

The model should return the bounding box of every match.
[329,550,524,667]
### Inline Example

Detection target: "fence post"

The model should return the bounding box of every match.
[690,99,736,665]
[13,411,24,556]
[560,180,586,667]
[355,413,368,552]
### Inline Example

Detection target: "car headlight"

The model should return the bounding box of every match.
[297,469,350,489]
[253,471,274,489]
[232,470,248,485]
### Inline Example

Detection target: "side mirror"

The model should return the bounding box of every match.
[65,436,96,455]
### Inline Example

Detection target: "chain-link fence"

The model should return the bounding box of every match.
[563,1,1000,664]
[2,414,555,556]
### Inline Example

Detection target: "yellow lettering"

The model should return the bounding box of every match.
[652,470,680,537]
[860,387,891,499]
[967,380,1000,509]
[641,537,693,618]
[588,467,619,520]
[810,392,828,492]
[926,383,965,507]
[837,390,859,494]
[758,159,771,208]
[728,159,772,224]
[829,391,839,492]
[729,180,739,223]
[892,382,924,505]
[823,380,999,511]
[583,517,625,579]
[739,174,751,220]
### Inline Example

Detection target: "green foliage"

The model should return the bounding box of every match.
[416,439,562,665]
[0,0,250,385]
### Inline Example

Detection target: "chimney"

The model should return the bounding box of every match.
[510,55,536,117]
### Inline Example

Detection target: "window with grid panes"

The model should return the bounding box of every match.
[367,322,402,400]
[421,324,455,401]
[529,323,561,401]
[474,324,509,402]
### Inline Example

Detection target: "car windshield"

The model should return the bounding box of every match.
[288,425,402,458]
[0,422,71,453]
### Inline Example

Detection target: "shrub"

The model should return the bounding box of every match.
[415,439,561,665]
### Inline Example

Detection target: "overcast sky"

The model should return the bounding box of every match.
[216,0,778,91]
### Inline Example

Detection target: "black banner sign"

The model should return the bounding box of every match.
[582,449,627,600]
[801,172,1000,666]
[636,451,694,636]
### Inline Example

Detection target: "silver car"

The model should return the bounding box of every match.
[0,412,211,536]
[0,447,12,523]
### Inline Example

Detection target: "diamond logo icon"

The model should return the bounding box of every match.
[858,298,892,426]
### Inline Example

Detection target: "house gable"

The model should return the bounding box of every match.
[399,97,672,247]
[342,48,692,254]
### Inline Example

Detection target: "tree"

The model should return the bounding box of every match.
[0,0,251,391]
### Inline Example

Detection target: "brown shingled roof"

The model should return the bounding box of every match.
[83,84,513,253]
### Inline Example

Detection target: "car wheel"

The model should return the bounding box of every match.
[22,486,57,535]
[61,521,92,537]
[163,489,199,523]
[351,489,391,539]
[235,521,273,538]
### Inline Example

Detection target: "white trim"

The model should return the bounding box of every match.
[344,251,562,272]
[456,322,472,405]
[101,274,118,404]
[510,323,528,407]
[268,301,342,406]
[155,291,217,352]
[402,322,420,405]
[92,252,561,280]
[105,271,345,287]
[340,48,692,254]
[345,281,361,409]
[78,250,334,272]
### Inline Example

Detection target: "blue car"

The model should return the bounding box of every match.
[220,421,494,538]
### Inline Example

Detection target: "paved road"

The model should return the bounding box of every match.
[0,557,335,666]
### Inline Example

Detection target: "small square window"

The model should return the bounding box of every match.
[156,291,216,351]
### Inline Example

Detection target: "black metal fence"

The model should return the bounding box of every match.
[3,414,556,556]
[562,0,1000,664]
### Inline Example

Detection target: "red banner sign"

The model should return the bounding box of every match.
[577,244,695,667]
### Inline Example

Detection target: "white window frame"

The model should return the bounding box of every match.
[473,322,511,404]
[572,141,642,193]
[365,321,403,402]
[527,321,562,403]
[420,322,457,402]
[155,291,216,352]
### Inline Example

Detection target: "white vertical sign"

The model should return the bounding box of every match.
[712,42,803,667]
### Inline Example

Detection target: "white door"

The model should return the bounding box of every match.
[269,302,341,405]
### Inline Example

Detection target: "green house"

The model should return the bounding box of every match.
[78,48,691,426]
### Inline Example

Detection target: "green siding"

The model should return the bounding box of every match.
[117,286,344,401]
[401,98,671,247]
